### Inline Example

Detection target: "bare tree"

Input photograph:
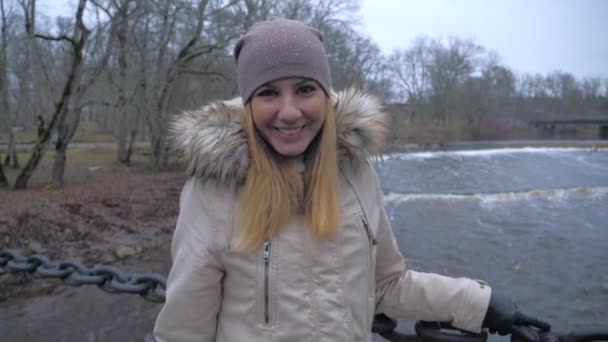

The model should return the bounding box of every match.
[113,0,135,163]
[8,0,41,169]
[137,0,239,168]
[388,36,433,103]
[427,37,485,124]
[0,0,13,139]
[482,64,516,111]
[459,62,516,138]
[13,0,89,189]
[238,0,275,29]
[581,77,601,101]
[326,28,389,96]
[90,0,138,163]
[5,0,604,186]
[0,0,23,187]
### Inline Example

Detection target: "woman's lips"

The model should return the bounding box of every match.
[275,126,304,135]
[273,124,306,141]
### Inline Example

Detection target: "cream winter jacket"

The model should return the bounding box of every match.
[153,89,491,342]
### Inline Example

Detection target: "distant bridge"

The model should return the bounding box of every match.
[531,118,608,125]
[529,116,608,139]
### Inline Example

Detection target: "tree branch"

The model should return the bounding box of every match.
[34,33,75,46]
[176,67,225,79]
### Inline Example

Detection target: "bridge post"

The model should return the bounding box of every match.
[600,125,608,140]
[540,123,556,138]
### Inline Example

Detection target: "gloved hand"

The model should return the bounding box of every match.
[482,291,551,341]
[510,326,560,342]
[372,313,397,334]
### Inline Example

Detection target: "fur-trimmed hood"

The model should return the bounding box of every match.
[170,88,388,184]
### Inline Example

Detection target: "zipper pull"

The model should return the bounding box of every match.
[362,218,377,245]
[263,240,271,264]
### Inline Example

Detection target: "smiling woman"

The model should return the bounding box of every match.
[154,17,550,342]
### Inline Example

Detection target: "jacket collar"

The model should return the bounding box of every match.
[170,88,388,185]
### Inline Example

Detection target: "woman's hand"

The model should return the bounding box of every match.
[372,314,397,334]
[482,292,551,341]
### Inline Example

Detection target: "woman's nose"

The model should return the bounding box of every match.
[277,96,301,123]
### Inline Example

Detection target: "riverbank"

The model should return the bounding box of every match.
[3,139,608,153]
[387,139,608,153]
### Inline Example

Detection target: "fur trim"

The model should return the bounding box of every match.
[170,88,387,184]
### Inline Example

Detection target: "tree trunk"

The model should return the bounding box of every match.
[51,138,67,187]
[0,152,7,187]
[114,0,130,164]
[13,135,47,189]
[117,126,128,163]
[151,136,163,168]
[51,102,82,187]
[160,141,170,168]
[7,131,19,169]
[123,128,137,165]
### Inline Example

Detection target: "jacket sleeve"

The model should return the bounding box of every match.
[370,167,491,333]
[154,178,225,342]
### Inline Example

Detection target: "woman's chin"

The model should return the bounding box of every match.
[273,146,307,157]
[270,141,309,157]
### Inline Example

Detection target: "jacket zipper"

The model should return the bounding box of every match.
[362,217,377,245]
[361,216,376,331]
[263,240,271,325]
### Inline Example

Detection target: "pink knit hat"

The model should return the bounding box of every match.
[233,18,332,103]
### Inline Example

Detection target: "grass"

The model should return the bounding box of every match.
[0,120,115,145]
[0,131,39,144]
[72,121,114,143]
[3,144,155,189]
[0,118,156,189]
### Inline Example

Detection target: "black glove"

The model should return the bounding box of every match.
[482,292,550,340]
[511,326,560,342]
[372,314,397,334]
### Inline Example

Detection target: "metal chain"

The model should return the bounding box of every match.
[0,249,507,342]
[0,248,166,303]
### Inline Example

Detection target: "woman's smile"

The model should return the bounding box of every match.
[275,125,305,135]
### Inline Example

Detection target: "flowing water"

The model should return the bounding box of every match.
[377,147,608,336]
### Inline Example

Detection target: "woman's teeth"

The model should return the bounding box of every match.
[277,126,303,135]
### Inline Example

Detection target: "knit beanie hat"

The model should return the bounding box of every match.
[233,17,332,103]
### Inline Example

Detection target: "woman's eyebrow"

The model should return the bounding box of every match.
[295,79,315,86]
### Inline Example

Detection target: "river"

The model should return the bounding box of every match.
[379,146,608,338]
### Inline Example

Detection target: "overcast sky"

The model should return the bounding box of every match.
[360,0,608,79]
[40,0,608,79]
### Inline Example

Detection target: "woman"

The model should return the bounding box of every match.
[154,18,548,341]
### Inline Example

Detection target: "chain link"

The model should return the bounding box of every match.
[0,248,166,303]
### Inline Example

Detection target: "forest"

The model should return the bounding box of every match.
[1,0,607,189]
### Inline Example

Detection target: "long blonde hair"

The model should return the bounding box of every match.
[236,99,341,251]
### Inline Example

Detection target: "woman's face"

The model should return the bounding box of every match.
[250,78,326,157]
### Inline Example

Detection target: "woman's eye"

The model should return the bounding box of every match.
[256,89,277,97]
[297,85,316,95]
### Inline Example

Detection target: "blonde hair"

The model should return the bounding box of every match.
[236,100,341,251]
